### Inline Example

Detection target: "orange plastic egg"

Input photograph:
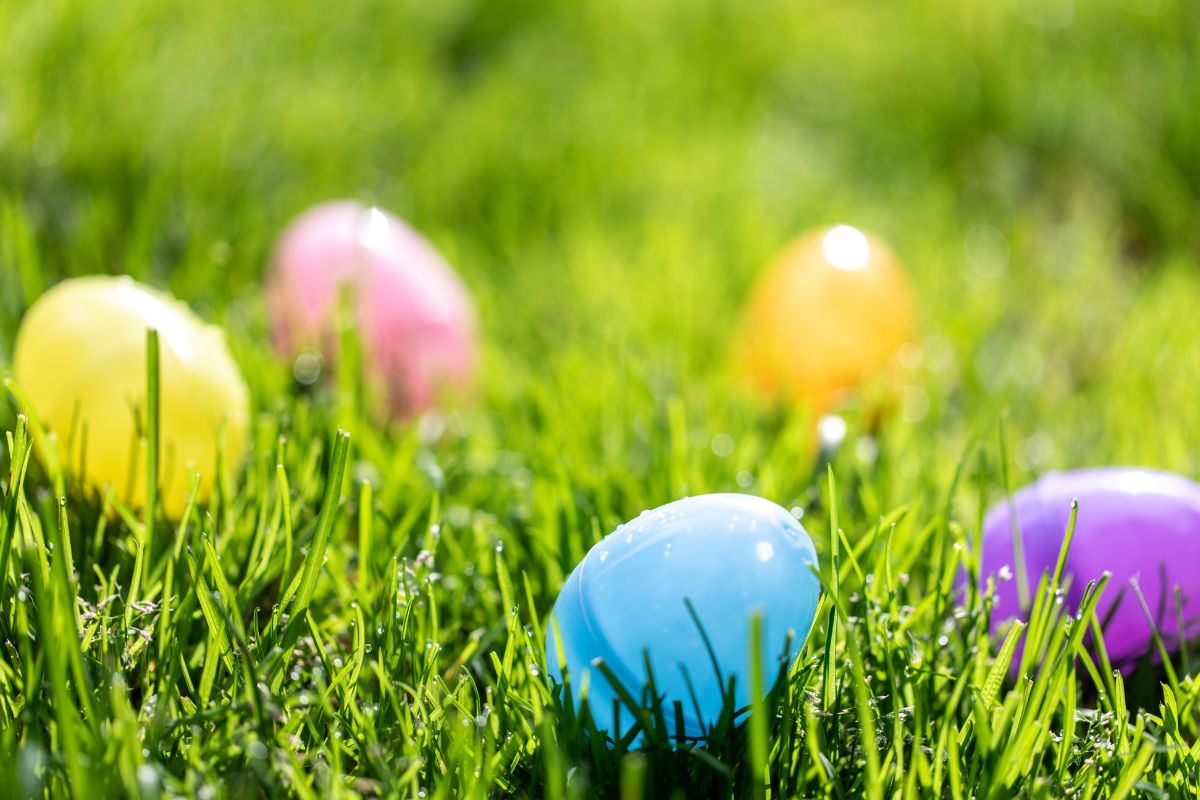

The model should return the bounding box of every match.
[12,276,250,517]
[737,225,915,415]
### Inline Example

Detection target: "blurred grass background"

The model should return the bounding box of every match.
[3,0,1198,487]
[2,0,1200,794]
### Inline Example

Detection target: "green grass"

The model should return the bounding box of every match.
[3,0,1200,796]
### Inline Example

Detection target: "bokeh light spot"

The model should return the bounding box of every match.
[822,225,871,271]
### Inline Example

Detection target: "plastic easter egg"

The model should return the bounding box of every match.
[12,276,250,517]
[546,494,820,741]
[267,201,476,416]
[977,467,1200,669]
[737,225,915,415]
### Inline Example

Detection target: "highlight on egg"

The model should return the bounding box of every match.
[975,467,1200,672]
[11,275,250,518]
[736,225,916,416]
[266,200,477,417]
[545,493,821,742]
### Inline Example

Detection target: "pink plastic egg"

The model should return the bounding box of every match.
[267,201,476,415]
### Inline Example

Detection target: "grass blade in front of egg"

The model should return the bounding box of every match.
[145,327,160,571]
[1130,580,1181,697]
[746,612,767,800]
[125,328,160,630]
[820,467,840,717]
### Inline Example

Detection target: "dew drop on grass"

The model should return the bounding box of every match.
[711,434,734,458]
[293,352,322,385]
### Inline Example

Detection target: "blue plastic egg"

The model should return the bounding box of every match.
[546,493,821,741]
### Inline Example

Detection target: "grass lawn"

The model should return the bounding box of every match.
[3,0,1200,796]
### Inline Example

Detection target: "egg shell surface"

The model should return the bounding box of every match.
[737,225,915,415]
[546,493,820,741]
[267,201,476,415]
[978,467,1200,669]
[12,276,250,518]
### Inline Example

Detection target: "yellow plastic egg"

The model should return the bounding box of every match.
[737,225,915,415]
[12,276,250,517]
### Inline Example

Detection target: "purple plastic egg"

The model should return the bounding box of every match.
[267,201,476,416]
[978,467,1200,669]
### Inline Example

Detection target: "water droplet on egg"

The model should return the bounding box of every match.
[755,541,775,562]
